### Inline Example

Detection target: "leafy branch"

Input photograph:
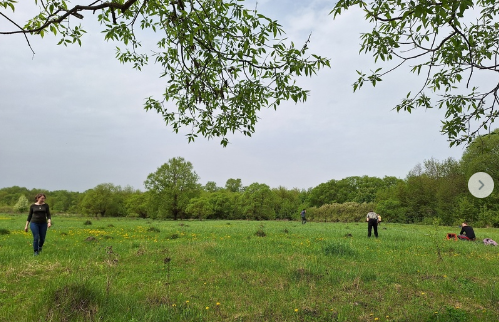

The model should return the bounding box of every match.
[332,0,499,146]
[0,0,330,145]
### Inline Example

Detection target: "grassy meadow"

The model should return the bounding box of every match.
[1,214,499,322]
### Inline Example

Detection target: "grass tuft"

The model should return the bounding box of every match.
[46,283,100,321]
[255,229,266,237]
[0,228,10,235]
[323,242,356,257]
[147,227,160,233]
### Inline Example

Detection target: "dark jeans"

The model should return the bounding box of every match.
[301,217,306,224]
[367,219,378,237]
[30,222,48,252]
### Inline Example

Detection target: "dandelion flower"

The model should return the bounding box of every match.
[375,318,379,321]
[216,302,220,306]
[294,309,298,312]
[206,307,209,310]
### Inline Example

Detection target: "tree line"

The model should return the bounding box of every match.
[2,130,498,227]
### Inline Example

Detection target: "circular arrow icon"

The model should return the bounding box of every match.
[468,172,494,198]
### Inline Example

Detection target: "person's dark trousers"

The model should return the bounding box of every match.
[368,219,378,237]
[30,222,48,252]
[302,217,306,224]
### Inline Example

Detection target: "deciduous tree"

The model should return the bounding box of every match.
[240,182,275,220]
[14,195,29,213]
[79,183,125,216]
[144,157,200,220]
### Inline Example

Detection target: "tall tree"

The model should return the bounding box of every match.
[79,183,125,216]
[461,129,499,181]
[49,190,81,213]
[0,186,31,206]
[144,157,200,220]
[272,186,302,220]
[124,190,150,218]
[224,178,243,193]
[460,129,499,226]
[308,179,338,207]
[1,0,329,145]
[240,182,275,220]
[203,181,220,193]
[331,0,499,146]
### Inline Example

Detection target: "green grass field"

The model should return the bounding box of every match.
[1,214,498,321]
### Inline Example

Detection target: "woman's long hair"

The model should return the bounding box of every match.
[34,193,46,202]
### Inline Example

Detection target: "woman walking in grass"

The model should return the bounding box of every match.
[24,193,52,255]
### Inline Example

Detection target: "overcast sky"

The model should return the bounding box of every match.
[0,0,470,192]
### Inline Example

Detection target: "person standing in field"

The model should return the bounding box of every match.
[24,193,52,255]
[300,209,307,224]
[366,210,379,238]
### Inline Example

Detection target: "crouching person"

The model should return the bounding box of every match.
[458,222,476,241]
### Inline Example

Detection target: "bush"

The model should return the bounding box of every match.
[0,206,14,214]
[309,202,375,222]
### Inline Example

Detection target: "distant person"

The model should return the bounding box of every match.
[458,222,476,241]
[366,210,379,238]
[24,193,52,255]
[300,209,307,224]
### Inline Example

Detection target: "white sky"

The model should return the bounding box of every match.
[0,0,470,192]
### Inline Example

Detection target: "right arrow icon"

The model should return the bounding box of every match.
[468,172,494,198]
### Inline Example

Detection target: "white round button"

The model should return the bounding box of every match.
[468,172,494,198]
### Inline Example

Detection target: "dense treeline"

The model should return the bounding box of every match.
[2,131,499,226]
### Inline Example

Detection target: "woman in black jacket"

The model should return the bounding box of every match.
[24,193,52,255]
